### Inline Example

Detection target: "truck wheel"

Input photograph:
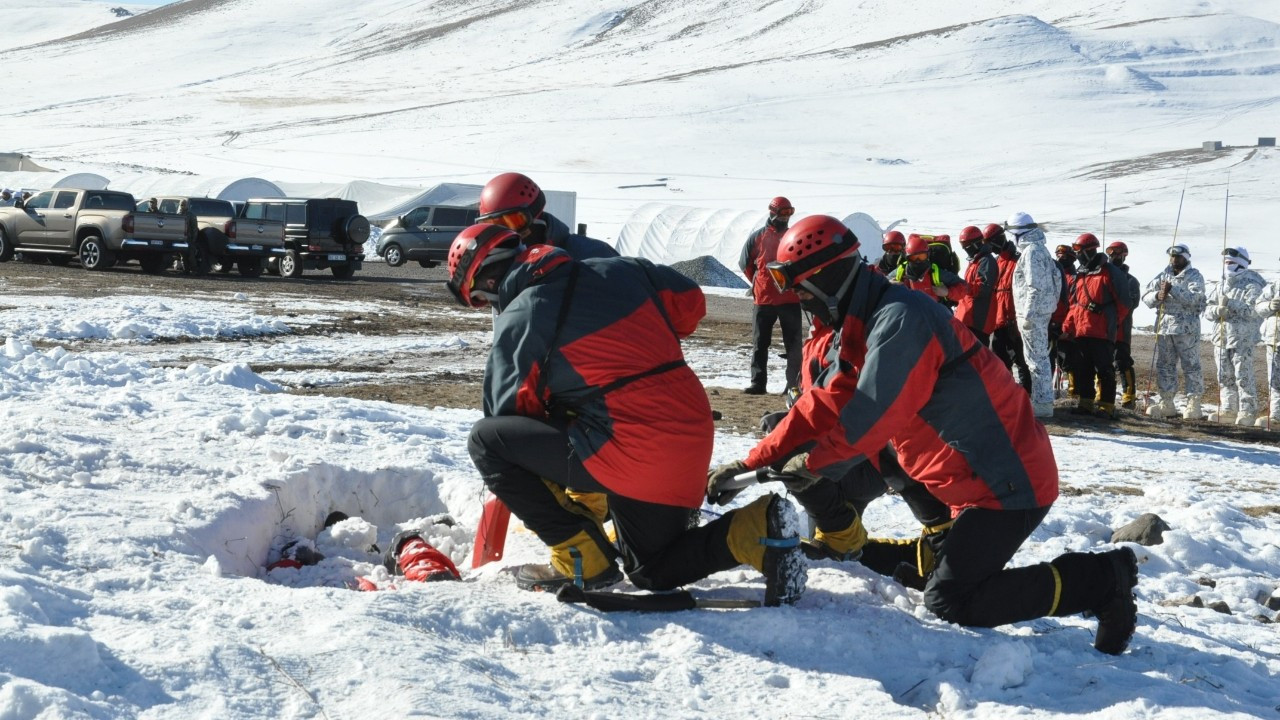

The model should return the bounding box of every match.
[265,257,281,276]
[212,257,233,274]
[47,255,73,266]
[187,240,212,276]
[79,236,116,271]
[0,228,13,262]
[279,250,304,278]
[330,264,355,279]
[382,243,404,267]
[237,258,264,278]
[417,259,438,269]
[139,254,169,274]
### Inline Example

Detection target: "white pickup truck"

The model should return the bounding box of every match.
[0,188,191,272]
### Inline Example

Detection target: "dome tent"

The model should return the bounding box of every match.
[111,175,285,202]
[615,203,887,272]
[363,182,577,228]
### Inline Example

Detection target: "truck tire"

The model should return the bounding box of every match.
[0,228,13,262]
[279,250,304,278]
[237,258,264,278]
[382,243,404,267]
[265,257,281,276]
[79,235,115,271]
[139,254,170,274]
[47,255,73,266]
[417,259,438,269]
[330,264,355,279]
[341,215,371,245]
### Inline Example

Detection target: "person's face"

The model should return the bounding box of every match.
[1170,254,1189,271]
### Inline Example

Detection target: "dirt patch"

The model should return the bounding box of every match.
[1243,505,1280,518]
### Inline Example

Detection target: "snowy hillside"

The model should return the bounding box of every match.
[3,2,1280,717]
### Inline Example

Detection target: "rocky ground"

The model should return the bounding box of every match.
[2,254,1274,445]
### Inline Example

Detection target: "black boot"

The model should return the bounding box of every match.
[1093,548,1139,655]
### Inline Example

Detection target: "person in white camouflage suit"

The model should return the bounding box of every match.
[1254,263,1280,428]
[1143,243,1207,419]
[1007,212,1061,418]
[1204,247,1266,426]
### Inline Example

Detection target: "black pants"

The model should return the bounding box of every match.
[991,324,1032,393]
[750,303,804,390]
[467,415,738,591]
[924,506,1117,627]
[1070,337,1116,405]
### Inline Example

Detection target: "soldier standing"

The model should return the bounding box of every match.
[1142,244,1207,419]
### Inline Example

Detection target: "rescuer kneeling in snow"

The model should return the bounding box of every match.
[707,215,1140,654]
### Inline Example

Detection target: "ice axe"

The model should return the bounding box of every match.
[556,584,760,611]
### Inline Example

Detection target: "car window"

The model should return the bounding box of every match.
[433,207,474,227]
[53,191,77,210]
[24,191,53,210]
[159,199,181,214]
[265,204,287,223]
[286,204,306,224]
[91,193,136,211]
[190,199,233,218]
[403,207,429,229]
[243,203,265,220]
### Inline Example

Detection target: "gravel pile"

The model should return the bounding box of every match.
[669,255,748,290]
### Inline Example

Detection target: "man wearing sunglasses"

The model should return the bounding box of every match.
[738,196,803,395]
[1254,263,1280,428]
[477,172,618,261]
[1204,247,1265,426]
[876,230,907,275]
[708,215,1138,655]
[1142,243,1207,419]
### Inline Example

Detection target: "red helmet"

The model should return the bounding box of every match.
[982,223,1005,242]
[765,215,859,290]
[882,230,905,250]
[446,224,524,308]
[1073,233,1100,252]
[768,196,794,215]
[477,172,546,233]
[905,233,930,256]
[1106,241,1128,255]
[958,226,984,247]
[933,233,952,247]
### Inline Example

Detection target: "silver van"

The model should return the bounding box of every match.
[376,205,479,267]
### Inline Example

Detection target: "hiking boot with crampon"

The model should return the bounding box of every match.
[1093,547,1139,655]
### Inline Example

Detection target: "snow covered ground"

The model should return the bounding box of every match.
[3,1,1280,717]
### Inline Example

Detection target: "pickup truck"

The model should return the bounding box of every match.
[242,198,369,279]
[0,188,190,272]
[150,196,284,277]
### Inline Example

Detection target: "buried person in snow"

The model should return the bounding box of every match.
[445,223,806,606]
[706,214,1139,654]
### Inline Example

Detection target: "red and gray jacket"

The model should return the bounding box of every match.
[1061,261,1132,342]
[540,212,620,260]
[740,224,801,306]
[892,263,969,304]
[993,250,1018,328]
[485,246,712,508]
[746,267,1059,515]
[953,250,999,335]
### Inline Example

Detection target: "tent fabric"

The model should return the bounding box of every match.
[615,204,887,271]
[364,182,577,227]
[53,173,110,190]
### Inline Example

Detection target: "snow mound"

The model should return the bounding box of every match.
[671,255,749,290]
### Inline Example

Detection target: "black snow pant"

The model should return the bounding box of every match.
[991,324,1032,394]
[923,505,1117,627]
[750,302,804,391]
[1070,337,1117,406]
[467,415,738,591]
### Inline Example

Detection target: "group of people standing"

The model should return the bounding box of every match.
[401,181,1142,658]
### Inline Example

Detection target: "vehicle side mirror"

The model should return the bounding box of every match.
[14,199,24,209]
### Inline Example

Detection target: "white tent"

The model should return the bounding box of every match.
[111,175,285,202]
[615,203,888,270]
[0,170,105,194]
[53,173,110,190]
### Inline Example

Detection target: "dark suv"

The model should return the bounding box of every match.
[376,204,479,268]
[241,198,370,279]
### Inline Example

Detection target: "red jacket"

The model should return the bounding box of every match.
[486,247,713,508]
[891,263,969,304]
[954,251,999,335]
[746,267,1059,515]
[993,250,1018,327]
[1050,266,1072,327]
[1061,261,1132,342]
[740,224,800,306]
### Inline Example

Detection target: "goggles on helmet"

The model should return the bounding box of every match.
[907,251,929,263]
[882,242,904,252]
[1222,248,1244,259]
[477,208,532,233]
[765,247,841,292]
[771,207,795,218]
